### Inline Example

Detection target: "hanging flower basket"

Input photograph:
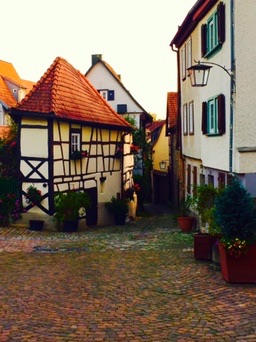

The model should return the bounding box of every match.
[25,185,43,206]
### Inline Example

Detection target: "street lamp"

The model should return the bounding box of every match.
[187,60,234,87]
[159,160,169,170]
[187,63,212,87]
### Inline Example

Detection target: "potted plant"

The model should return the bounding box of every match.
[177,195,195,232]
[105,196,129,225]
[54,190,91,232]
[25,185,45,231]
[192,185,220,260]
[214,178,256,283]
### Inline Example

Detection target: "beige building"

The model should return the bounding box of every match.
[10,57,134,229]
[170,0,256,197]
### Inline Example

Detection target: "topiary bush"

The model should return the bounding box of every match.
[214,178,256,241]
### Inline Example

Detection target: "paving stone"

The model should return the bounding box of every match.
[0,206,256,341]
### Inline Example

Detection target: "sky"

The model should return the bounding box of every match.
[1,0,196,119]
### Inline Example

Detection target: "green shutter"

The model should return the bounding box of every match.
[201,24,207,57]
[218,94,225,135]
[202,102,207,135]
[218,2,226,44]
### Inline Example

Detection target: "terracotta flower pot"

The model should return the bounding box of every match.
[177,217,195,232]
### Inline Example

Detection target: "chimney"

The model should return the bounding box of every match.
[91,54,102,66]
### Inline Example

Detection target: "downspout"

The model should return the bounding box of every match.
[171,43,185,203]
[229,0,235,173]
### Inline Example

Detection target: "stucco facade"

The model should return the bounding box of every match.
[171,0,256,196]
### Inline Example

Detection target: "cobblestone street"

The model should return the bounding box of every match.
[0,208,256,341]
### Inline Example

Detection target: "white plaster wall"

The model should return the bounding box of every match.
[86,63,143,114]
[233,0,256,173]
[181,0,231,172]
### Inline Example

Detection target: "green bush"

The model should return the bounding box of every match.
[105,196,128,216]
[214,178,256,240]
[54,191,91,223]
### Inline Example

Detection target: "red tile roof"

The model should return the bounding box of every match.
[147,120,165,133]
[0,60,35,108]
[13,57,132,130]
[167,92,178,129]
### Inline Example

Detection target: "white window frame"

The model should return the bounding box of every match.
[186,38,192,73]
[183,104,188,135]
[99,90,108,100]
[189,101,194,135]
[208,97,218,134]
[71,132,81,152]
[207,12,218,53]
[181,45,186,80]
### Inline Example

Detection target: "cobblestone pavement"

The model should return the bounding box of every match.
[0,207,256,341]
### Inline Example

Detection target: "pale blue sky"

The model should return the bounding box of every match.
[1,0,196,118]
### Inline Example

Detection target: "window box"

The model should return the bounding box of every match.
[70,150,89,160]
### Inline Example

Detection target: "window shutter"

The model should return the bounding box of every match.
[201,24,207,57]
[218,2,225,44]
[201,102,207,135]
[117,104,127,114]
[218,94,225,135]
[108,90,115,101]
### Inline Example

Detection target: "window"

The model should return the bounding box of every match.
[181,38,192,80]
[181,45,186,80]
[208,174,214,186]
[186,38,192,72]
[108,90,115,101]
[98,89,115,101]
[117,104,127,114]
[188,101,194,135]
[183,104,188,135]
[218,172,226,189]
[99,90,108,100]
[202,94,225,135]
[71,130,81,153]
[201,2,225,57]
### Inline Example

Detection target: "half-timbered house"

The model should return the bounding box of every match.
[10,57,134,229]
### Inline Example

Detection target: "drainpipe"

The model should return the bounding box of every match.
[229,0,235,173]
[171,43,185,203]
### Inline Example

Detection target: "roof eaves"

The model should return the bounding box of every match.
[0,100,9,109]
[170,0,218,48]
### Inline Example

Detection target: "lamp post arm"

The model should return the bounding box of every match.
[194,60,233,79]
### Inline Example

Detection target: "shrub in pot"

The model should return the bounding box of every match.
[177,195,195,232]
[105,196,129,225]
[54,190,91,232]
[192,185,221,260]
[214,178,256,283]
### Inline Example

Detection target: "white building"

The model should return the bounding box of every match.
[170,0,256,197]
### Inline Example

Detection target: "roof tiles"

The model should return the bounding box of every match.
[14,57,132,130]
[0,60,34,108]
[167,92,178,129]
